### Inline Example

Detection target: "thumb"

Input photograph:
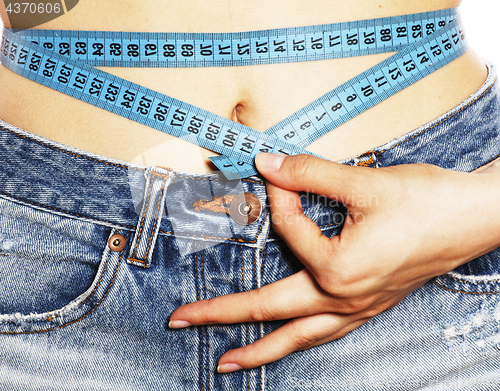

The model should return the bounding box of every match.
[255,153,379,203]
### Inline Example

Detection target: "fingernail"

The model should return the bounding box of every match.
[168,320,192,329]
[217,363,243,373]
[255,153,285,172]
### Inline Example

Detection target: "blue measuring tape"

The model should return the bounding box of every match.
[0,9,467,179]
[212,17,467,178]
[15,8,458,68]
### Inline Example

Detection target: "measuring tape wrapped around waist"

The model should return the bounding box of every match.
[14,8,459,67]
[0,8,467,179]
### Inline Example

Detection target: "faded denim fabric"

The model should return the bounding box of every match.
[0,63,500,390]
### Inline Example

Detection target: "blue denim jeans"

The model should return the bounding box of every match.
[1,63,500,391]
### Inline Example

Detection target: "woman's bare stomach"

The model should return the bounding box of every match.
[0,0,487,173]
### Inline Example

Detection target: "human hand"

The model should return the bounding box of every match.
[169,154,500,373]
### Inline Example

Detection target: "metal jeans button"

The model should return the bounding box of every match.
[108,234,126,252]
[229,193,262,225]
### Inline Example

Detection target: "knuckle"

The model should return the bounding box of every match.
[248,294,274,322]
[339,302,364,315]
[316,273,345,297]
[361,299,394,317]
[315,267,355,298]
[285,154,317,183]
[362,305,387,318]
[314,245,361,297]
[334,297,373,315]
[291,331,321,351]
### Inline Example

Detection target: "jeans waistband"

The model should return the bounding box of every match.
[0,63,499,251]
[343,62,500,171]
[0,126,272,249]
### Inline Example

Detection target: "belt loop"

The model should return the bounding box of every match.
[127,166,173,268]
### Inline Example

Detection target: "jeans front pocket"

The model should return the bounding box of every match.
[0,196,126,334]
[433,247,500,296]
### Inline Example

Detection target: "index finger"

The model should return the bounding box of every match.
[169,269,332,328]
[255,153,379,200]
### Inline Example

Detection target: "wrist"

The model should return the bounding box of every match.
[458,168,500,264]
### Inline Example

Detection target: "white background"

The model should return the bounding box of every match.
[461,1,500,65]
